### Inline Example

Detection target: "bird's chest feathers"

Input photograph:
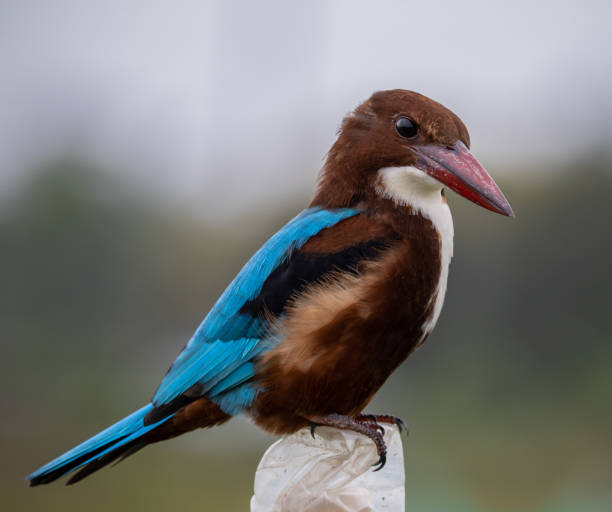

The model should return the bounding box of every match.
[377,165,454,337]
[254,193,452,423]
[262,193,452,382]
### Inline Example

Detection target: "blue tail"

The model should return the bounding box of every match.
[27,404,172,486]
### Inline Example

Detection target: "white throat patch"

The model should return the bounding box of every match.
[376,166,454,335]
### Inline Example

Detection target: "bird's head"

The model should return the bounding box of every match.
[312,89,514,217]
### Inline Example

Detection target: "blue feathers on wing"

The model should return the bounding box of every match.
[26,207,361,485]
[152,207,361,413]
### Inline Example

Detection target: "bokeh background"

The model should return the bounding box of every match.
[2,1,611,511]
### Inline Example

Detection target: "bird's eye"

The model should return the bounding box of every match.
[395,117,418,139]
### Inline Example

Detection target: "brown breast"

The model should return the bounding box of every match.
[250,207,442,434]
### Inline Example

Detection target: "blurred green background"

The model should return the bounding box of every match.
[2,1,611,511]
[2,154,611,511]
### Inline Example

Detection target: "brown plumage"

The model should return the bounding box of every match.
[252,207,441,434]
[311,89,470,208]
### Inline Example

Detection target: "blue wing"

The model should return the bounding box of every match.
[26,207,362,486]
[149,207,361,418]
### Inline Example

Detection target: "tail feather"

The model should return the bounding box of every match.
[66,438,148,485]
[27,404,172,486]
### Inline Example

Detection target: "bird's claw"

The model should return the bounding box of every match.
[310,423,317,439]
[306,413,389,472]
[356,414,384,435]
[394,417,409,436]
[358,414,409,436]
[372,451,387,472]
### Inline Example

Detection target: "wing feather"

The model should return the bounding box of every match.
[149,207,361,415]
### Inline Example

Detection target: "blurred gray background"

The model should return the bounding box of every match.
[2,1,611,511]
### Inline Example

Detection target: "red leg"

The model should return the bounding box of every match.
[356,414,409,435]
[306,413,387,471]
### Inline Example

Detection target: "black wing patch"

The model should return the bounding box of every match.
[239,238,395,318]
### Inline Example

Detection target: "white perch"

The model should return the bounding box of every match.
[251,426,405,512]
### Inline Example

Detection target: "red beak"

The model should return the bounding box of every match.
[413,141,514,217]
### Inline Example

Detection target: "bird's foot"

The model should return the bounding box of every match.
[355,414,409,436]
[306,413,387,471]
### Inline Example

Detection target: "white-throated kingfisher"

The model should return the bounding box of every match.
[28,89,513,485]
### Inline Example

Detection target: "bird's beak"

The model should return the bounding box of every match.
[413,141,514,217]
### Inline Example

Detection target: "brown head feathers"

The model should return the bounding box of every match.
[311,89,470,208]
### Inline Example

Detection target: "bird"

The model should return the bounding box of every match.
[27,89,513,486]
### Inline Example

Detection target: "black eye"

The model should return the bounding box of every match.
[395,117,418,139]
